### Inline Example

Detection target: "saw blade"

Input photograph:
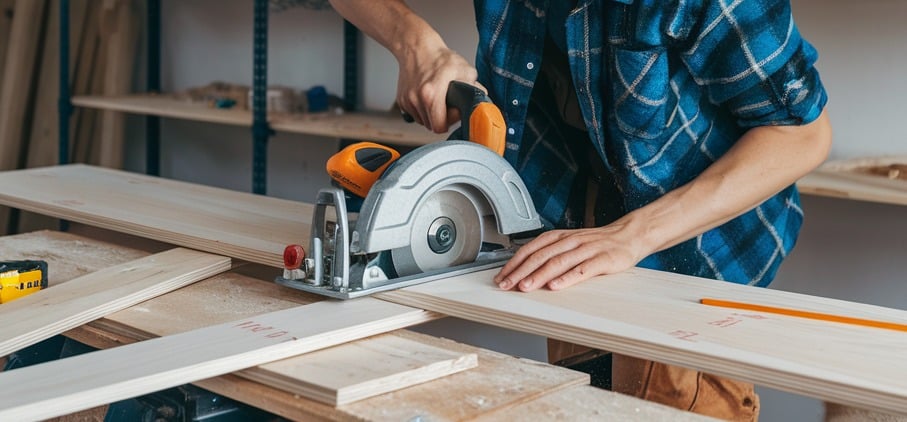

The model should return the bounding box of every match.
[390,187,483,277]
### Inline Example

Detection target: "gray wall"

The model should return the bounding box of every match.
[134,1,907,420]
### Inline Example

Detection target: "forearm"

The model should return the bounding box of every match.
[623,111,833,257]
[328,0,446,62]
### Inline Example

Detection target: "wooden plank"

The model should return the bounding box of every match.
[377,267,907,416]
[71,94,444,147]
[241,334,478,406]
[0,298,437,421]
[96,0,139,168]
[0,0,47,233]
[0,248,231,356]
[473,384,714,421]
[0,164,311,267]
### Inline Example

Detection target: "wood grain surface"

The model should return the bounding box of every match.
[0,165,311,267]
[379,267,907,415]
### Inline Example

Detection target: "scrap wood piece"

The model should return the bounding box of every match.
[0,248,231,356]
[241,334,478,405]
[377,267,907,416]
[0,298,437,421]
[0,164,311,267]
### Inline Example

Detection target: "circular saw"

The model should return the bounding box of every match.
[277,82,543,299]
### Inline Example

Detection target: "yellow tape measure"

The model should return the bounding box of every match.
[0,260,48,304]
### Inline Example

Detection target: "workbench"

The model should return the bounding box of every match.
[0,164,905,420]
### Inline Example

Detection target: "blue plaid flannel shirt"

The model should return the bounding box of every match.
[473,0,827,286]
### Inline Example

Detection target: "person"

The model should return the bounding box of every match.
[329,0,832,420]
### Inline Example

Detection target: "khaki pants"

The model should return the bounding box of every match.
[549,340,760,421]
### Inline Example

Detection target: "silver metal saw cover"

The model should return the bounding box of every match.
[351,141,542,254]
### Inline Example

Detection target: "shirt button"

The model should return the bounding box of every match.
[526,62,534,70]
[508,128,515,135]
[512,99,519,106]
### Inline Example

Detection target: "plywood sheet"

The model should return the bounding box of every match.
[378,267,907,415]
[241,334,477,405]
[0,248,230,356]
[0,165,311,267]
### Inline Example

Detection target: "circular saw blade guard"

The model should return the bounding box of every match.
[351,141,542,255]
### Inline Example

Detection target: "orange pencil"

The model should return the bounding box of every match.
[700,298,907,333]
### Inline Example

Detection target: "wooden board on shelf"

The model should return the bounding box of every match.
[0,248,230,356]
[0,164,311,268]
[377,267,907,416]
[72,94,445,146]
[798,156,907,206]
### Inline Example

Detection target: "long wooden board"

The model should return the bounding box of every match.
[378,267,907,416]
[0,298,437,421]
[0,248,230,356]
[0,165,310,267]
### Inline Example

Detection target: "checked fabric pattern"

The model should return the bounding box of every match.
[473,0,827,286]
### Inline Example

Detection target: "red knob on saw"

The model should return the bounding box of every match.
[283,244,306,270]
[326,142,401,198]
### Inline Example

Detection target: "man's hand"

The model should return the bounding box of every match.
[395,46,481,134]
[494,221,646,292]
[495,110,832,293]
[329,0,480,134]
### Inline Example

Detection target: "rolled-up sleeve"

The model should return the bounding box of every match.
[680,0,828,127]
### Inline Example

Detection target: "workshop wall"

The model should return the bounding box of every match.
[135,1,907,421]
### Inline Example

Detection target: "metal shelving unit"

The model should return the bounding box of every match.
[58,0,368,196]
